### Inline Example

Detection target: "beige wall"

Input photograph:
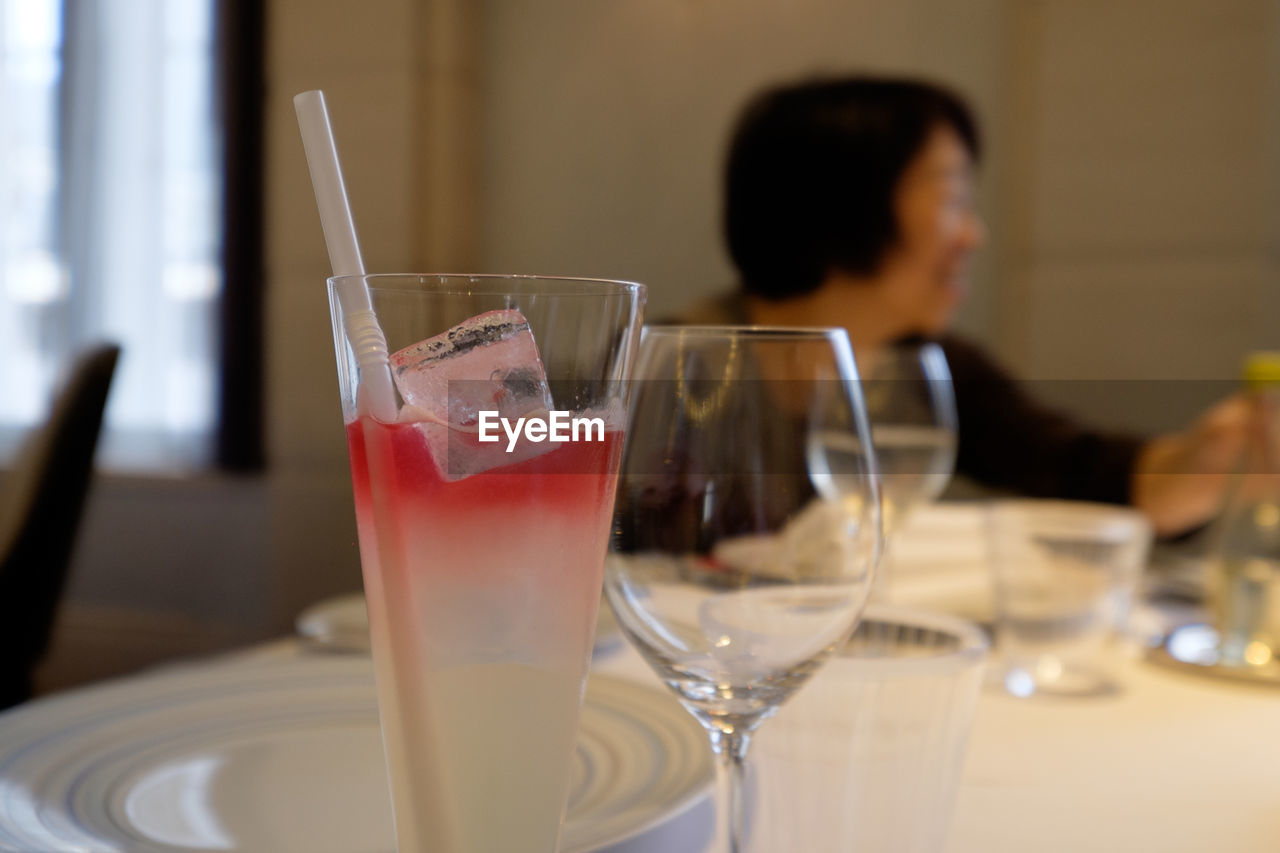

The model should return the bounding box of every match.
[998,0,1280,433]
[479,0,1009,333]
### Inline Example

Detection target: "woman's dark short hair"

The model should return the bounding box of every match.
[724,75,980,299]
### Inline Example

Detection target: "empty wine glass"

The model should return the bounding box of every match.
[605,326,882,852]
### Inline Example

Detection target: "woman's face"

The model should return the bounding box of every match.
[870,124,985,338]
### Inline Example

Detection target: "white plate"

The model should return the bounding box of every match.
[0,657,711,852]
[297,593,627,655]
[295,594,372,652]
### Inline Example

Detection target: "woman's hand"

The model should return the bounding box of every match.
[1130,394,1252,537]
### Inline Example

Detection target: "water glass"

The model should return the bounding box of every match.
[987,500,1152,697]
[751,605,988,853]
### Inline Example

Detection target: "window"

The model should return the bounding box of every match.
[0,2,62,431]
[0,0,232,471]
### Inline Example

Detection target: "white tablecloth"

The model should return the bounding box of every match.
[12,498,1280,851]
[590,633,1280,853]
[9,611,1277,852]
[948,656,1280,853]
[590,502,1280,852]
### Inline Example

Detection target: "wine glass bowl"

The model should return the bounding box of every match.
[862,341,958,538]
[605,326,882,851]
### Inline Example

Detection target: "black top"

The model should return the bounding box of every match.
[939,335,1141,504]
[669,292,1143,505]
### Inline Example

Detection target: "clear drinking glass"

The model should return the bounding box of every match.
[605,326,882,852]
[988,499,1153,697]
[328,274,645,852]
[753,605,989,853]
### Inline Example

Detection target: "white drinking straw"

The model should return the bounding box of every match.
[294,90,398,423]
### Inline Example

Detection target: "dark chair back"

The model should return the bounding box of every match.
[0,343,120,709]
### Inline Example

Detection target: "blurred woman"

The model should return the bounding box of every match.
[680,75,1242,537]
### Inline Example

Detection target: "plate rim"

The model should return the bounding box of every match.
[0,655,711,852]
[564,674,712,851]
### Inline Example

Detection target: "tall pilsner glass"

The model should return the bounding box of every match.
[606,326,882,852]
[328,274,645,852]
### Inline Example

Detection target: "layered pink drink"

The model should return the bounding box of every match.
[337,303,629,852]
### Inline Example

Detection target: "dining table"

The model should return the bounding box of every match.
[597,608,1280,853]
[2,504,1279,852]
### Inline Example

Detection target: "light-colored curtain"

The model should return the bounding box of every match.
[0,0,220,470]
[0,1,64,431]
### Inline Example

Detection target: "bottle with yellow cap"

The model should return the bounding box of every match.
[1206,351,1280,669]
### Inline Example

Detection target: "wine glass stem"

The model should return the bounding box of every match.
[709,728,752,853]
[871,534,897,603]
